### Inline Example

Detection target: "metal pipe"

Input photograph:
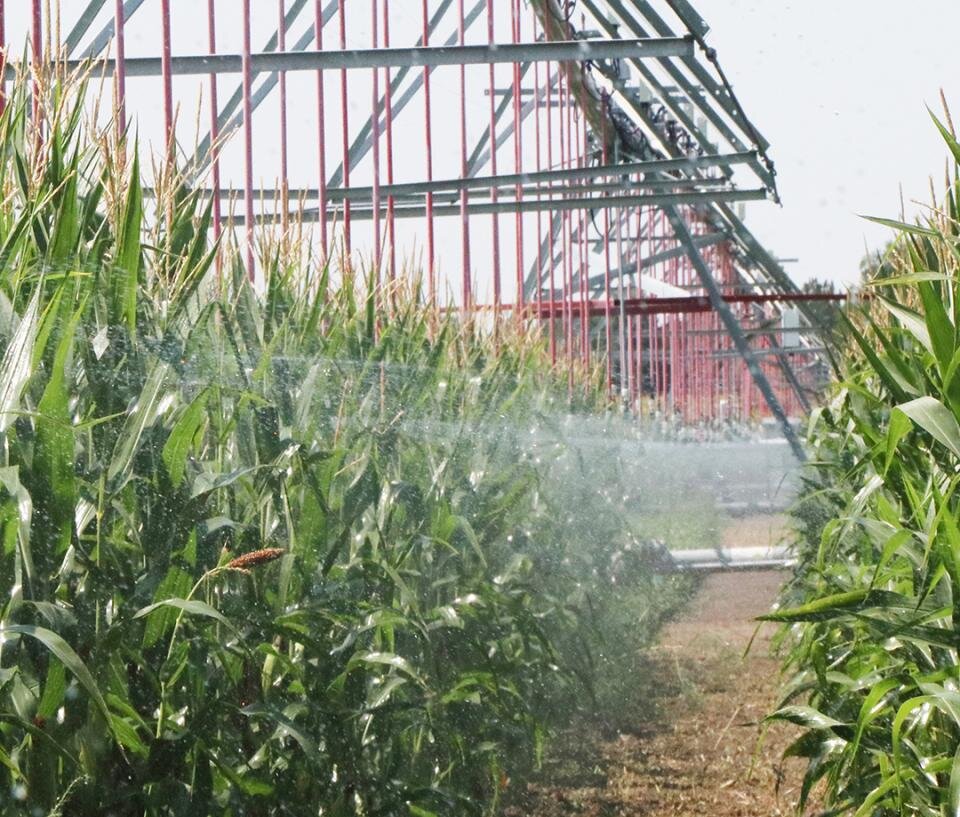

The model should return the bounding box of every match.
[370,0,381,270]
[338,0,350,254]
[512,0,524,321]
[113,0,126,131]
[0,1,5,116]
[278,0,290,235]
[314,0,328,256]
[486,0,502,319]
[206,0,222,275]
[19,37,695,78]
[382,0,396,282]
[160,0,173,158]
[421,0,435,302]
[241,0,255,278]
[235,188,769,224]
[458,0,471,310]
[191,152,753,200]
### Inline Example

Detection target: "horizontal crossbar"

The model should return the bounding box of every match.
[232,188,769,224]
[12,37,695,79]
[486,292,848,318]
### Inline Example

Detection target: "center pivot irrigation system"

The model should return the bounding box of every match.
[2,0,840,456]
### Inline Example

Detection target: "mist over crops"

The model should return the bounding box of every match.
[0,70,786,816]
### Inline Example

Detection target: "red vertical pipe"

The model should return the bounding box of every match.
[278,0,290,235]
[624,209,635,406]
[421,0,435,303]
[649,314,657,409]
[458,0,471,310]
[160,0,174,159]
[601,120,613,394]
[314,0,329,257]
[382,0,396,282]
[560,68,575,388]
[0,1,6,117]
[241,0,255,279]
[370,0,382,271]
[338,0,351,255]
[512,0,524,319]
[578,106,588,372]
[559,71,573,392]
[486,0,502,320]
[545,60,557,365]
[31,0,41,126]
[615,202,627,401]
[207,0,223,275]
[532,14,544,338]
[113,0,127,133]
[635,207,645,412]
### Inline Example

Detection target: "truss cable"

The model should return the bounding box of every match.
[678,22,781,202]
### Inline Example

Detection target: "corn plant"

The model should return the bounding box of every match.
[0,69,690,816]
[767,107,960,816]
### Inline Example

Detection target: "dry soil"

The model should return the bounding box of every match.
[511,569,811,817]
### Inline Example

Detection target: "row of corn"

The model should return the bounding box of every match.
[0,70,691,815]
[770,110,960,816]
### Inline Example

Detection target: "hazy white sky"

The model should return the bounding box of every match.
[700,1,960,287]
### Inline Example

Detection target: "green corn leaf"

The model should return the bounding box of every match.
[929,107,960,167]
[0,465,33,584]
[916,279,955,375]
[878,296,934,356]
[766,705,847,731]
[347,651,424,685]
[134,597,234,631]
[759,589,870,622]
[0,287,41,432]
[35,298,84,553]
[839,312,908,403]
[869,270,958,286]
[884,409,912,474]
[106,360,171,490]
[3,625,110,725]
[114,150,142,337]
[139,566,194,649]
[36,658,66,720]
[48,159,79,263]
[162,388,210,489]
[862,215,939,238]
[897,395,960,459]
[949,743,960,817]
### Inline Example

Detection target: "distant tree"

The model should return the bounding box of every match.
[801,277,842,344]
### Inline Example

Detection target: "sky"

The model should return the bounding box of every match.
[700,0,960,287]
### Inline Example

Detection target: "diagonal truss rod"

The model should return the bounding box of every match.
[663,206,805,459]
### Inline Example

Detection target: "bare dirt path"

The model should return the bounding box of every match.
[514,569,809,817]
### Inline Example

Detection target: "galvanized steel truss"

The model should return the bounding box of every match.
[1,0,837,449]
